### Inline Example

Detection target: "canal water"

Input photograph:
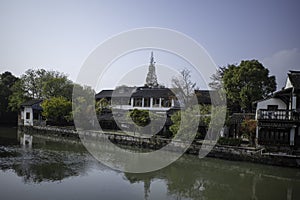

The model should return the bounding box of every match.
[0,127,300,200]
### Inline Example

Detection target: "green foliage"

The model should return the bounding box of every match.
[0,72,18,112]
[8,80,27,112]
[170,105,202,139]
[0,72,19,123]
[170,105,205,138]
[129,109,150,127]
[72,84,96,129]
[170,111,181,136]
[8,69,73,111]
[217,137,242,146]
[95,98,110,114]
[41,97,72,123]
[208,67,226,90]
[42,76,73,100]
[240,118,257,146]
[214,60,276,112]
[170,105,227,141]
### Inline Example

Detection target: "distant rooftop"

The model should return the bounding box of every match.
[288,70,300,89]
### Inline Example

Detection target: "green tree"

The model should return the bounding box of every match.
[170,105,209,138]
[0,72,18,111]
[41,97,72,124]
[221,60,276,112]
[240,118,257,146]
[208,66,226,90]
[42,76,73,100]
[169,106,200,141]
[8,80,29,112]
[0,72,19,123]
[9,69,73,111]
[129,109,150,127]
[170,104,226,140]
[95,98,110,115]
[72,84,96,129]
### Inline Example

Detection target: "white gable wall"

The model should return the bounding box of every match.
[23,106,33,126]
[255,98,286,119]
[285,77,293,89]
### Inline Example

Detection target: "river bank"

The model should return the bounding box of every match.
[19,125,300,168]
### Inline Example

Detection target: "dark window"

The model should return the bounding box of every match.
[26,112,30,120]
[296,96,300,109]
[153,98,160,107]
[267,105,278,111]
[144,98,150,107]
[133,98,142,107]
[162,98,172,107]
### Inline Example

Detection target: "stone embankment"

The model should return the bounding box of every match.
[19,125,300,168]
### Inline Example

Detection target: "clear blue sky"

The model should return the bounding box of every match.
[1,0,300,90]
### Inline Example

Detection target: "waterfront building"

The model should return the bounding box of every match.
[95,52,214,134]
[255,70,300,148]
[20,99,43,126]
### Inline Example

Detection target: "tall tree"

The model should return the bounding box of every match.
[222,60,276,112]
[8,80,29,112]
[8,69,73,111]
[208,66,227,90]
[42,76,73,100]
[171,69,196,107]
[0,71,19,123]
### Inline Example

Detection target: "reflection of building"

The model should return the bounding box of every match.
[20,99,43,126]
[255,70,300,148]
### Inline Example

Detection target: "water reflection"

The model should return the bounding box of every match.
[0,127,299,200]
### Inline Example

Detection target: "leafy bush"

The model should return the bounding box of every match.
[217,137,242,146]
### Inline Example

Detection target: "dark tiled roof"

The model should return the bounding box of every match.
[96,87,176,99]
[288,71,300,89]
[20,99,43,110]
[194,90,219,105]
[229,113,255,124]
[96,87,218,106]
[20,99,43,106]
[95,90,113,99]
[132,87,175,98]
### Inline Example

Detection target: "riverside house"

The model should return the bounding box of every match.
[20,99,43,126]
[255,70,300,148]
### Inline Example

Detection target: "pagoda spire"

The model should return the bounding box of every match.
[145,51,158,87]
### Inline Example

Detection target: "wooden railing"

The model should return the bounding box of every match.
[257,109,300,121]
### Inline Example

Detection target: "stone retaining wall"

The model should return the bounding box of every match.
[19,125,300,168]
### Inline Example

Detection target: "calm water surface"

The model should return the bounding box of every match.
[0,127,299,200]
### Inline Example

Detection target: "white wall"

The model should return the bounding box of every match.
[255,98,287,119]
[23,106,33,126]
[285,77,293,89]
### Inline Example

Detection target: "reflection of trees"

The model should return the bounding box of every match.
[124,173,153,200]
[0,134,93,184]
[12,162,77,183]
[123,155,300,200]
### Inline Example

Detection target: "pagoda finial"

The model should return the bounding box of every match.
[150,51,154,65]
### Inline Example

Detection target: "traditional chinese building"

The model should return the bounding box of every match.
[95,53,214,133]
[255,70,300,148]
[20,99,43,126]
